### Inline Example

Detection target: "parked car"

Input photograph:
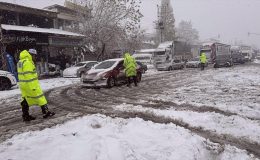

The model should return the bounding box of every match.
[0,70,17,91]
[81,58,142,88]
[136,61,148,73]
[156,60,173,71]
[186,57,201,68]
[63,61,98,78]
[172,59,185,70]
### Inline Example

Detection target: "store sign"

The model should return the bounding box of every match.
[16,36,36,43]
[49,37,82,46]
[2,34,36,43]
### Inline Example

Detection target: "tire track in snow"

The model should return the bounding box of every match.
[1,68,260,158]
[45,86,260,158]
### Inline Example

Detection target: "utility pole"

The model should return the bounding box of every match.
[155,1,169,43]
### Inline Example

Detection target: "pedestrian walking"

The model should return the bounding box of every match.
[200,52,207,71]
[123,52,138,87]
[17,49,55,122]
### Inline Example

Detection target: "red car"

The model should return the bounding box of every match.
[81,58,142,88]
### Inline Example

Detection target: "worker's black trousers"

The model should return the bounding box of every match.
[127,76,137,86]
[201,63,205,70]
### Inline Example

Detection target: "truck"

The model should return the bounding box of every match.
[240,45,253,62]
[230,46,245,64]
[200,42,232,68]
[153,41,191,71]
[153,41,174,71]
[132,49,154,66]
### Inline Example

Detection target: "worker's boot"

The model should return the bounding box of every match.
[21,101,36,122]
[41,105,55,118]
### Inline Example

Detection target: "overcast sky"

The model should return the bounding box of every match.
[1,0,260,47]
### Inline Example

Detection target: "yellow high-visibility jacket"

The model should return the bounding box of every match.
[200,53,207,64]
[123,53,137,77]
[17,50,47,107]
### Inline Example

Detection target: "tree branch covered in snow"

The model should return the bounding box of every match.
[77,0,143,60]
[176,20,199,45]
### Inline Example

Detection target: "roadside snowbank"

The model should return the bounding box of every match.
[154,65,260,119]
[114,104,260,143]
[0,78,80,100]
[0,114,254,160]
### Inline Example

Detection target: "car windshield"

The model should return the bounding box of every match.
[192,57,200,61]
[85,62,96,68]
[95,61,116,69]
[135,57,151,60]
[154,51,165,56]
[74,63,86,67]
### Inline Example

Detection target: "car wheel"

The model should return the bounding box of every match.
[137,73,142,82]
[79,72,84,78]
[0,77,11,91]
[225,62,231,67]
[107,77,115,88]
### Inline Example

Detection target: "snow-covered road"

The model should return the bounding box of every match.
[0,64,259,160]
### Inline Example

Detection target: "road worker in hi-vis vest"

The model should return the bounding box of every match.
[17,49,55,122]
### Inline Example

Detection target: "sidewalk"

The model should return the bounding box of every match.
[0,77,80,101]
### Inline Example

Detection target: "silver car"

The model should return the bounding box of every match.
[63,61,98,78]
[172,59,185,70]
[0,70,17,90]
[186,57,201,68]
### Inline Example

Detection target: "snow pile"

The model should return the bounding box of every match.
[0,115,253,160]
[114,104,260,143]
[155,66,260,119]
[0,78,80,100]
[253,59,260,64]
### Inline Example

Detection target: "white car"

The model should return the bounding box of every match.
[63,61,98,78]
[81,58,143,88]
[186,57,201,68]
[156,60,173,71]
[0,70,17,90]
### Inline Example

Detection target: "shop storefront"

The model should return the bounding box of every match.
[0,24,85,77]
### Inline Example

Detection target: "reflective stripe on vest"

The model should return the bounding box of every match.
[19,77,38,83]
[18,71,37,75]
[27,94,44,99]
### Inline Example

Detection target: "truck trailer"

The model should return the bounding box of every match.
[200,42,232,68]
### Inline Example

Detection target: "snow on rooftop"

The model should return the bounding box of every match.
[157,41,173,49]
[1,24,85,37]
[135,49,157,53]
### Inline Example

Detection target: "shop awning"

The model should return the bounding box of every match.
[1,24,85,37]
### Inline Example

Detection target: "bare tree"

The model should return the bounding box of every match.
[78,0,143,60]
[176,20,199,44]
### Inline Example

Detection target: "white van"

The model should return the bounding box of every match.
[132,53,153,65]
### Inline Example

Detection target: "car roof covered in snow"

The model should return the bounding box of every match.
[157,41,173,49]
[135,49,157,53]
[132,54,152,57]
[79,61,98,64]
[103,58,123,62]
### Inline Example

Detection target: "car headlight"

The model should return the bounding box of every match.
[99,72,109,80]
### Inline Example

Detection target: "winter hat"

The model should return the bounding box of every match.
[28,49,37,55]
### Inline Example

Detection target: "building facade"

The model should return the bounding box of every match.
[0,1,88,76]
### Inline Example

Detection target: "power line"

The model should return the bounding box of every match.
[248,32,260,36]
